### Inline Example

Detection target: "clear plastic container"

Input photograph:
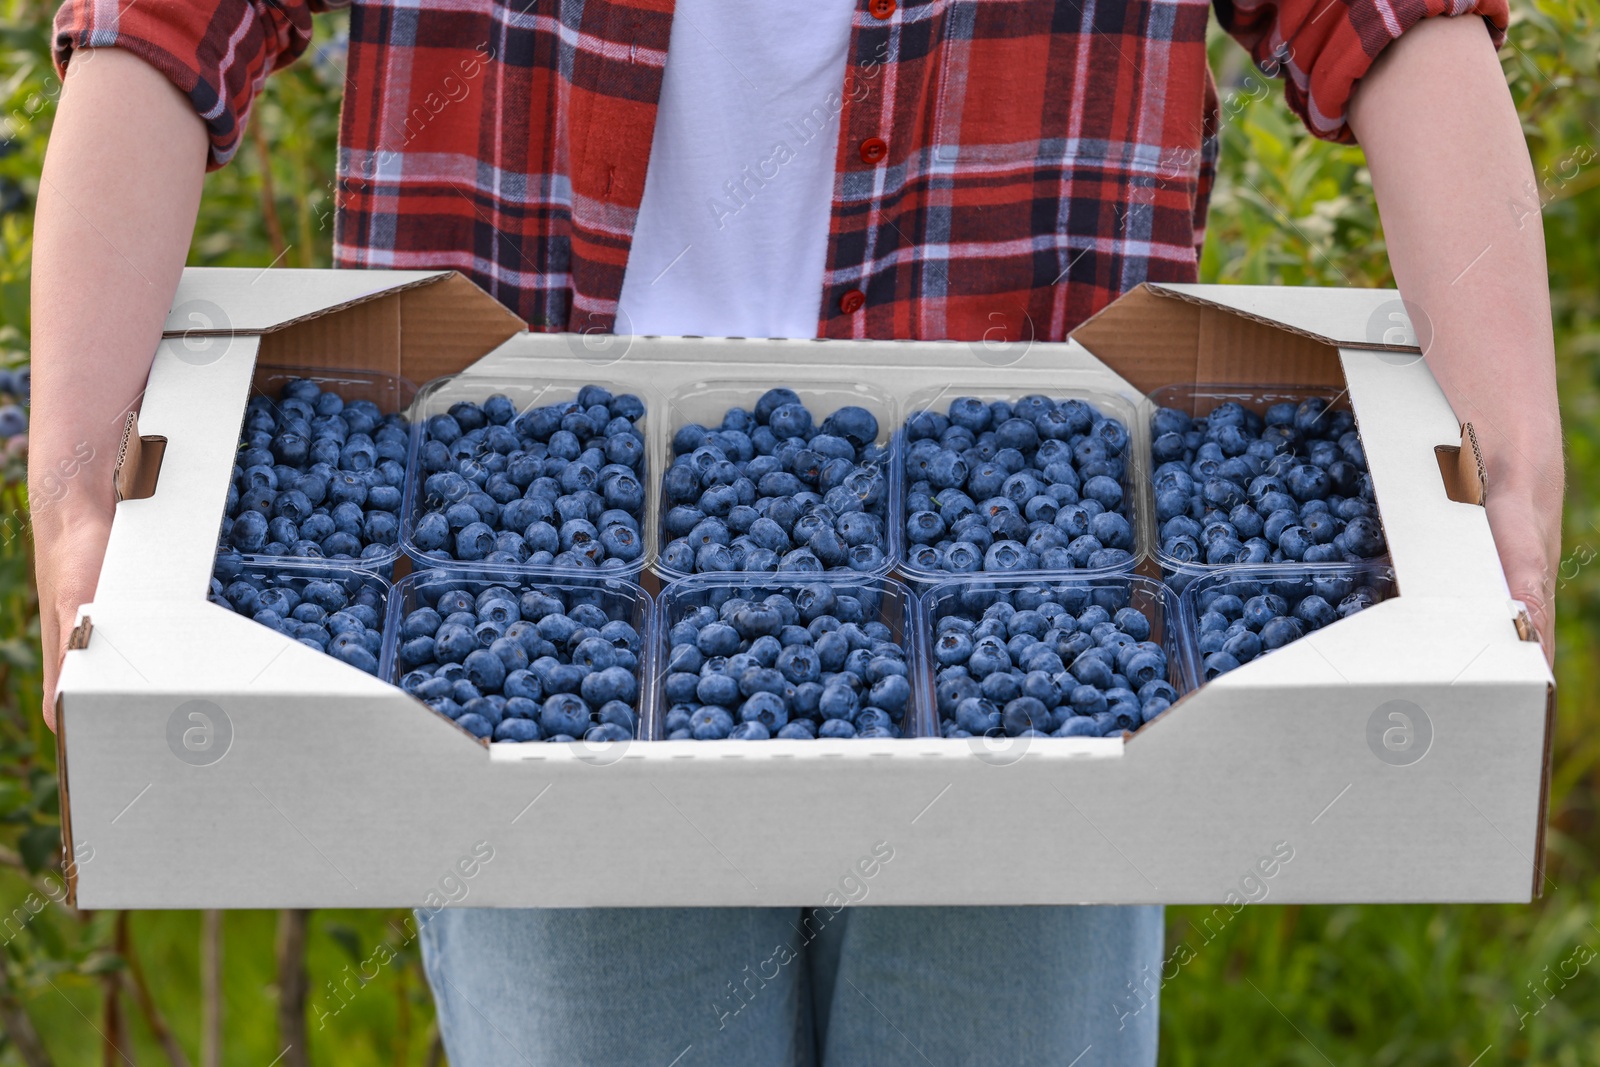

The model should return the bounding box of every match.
[399,374,660,582]
[893,384,1145,587]
[1177,562,1398,683]
[919,573,1192,737]
[225,365,418,577]
[382,571,654,741]
[649,573,924,739]
[208,555,392,676]
[655,380,899,583]
[1145,383,1389,590]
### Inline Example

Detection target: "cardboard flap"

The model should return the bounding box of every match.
[1435,423,1487,506]
[113,412,166,502]
[165,268,451,333]
[166,269,528,385]
[1141,283,1417,349]
[1070,284,1349,394]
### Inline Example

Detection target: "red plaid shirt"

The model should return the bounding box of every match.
[55,0,1505,342]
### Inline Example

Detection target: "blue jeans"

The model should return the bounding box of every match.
[420,906,1163,1065]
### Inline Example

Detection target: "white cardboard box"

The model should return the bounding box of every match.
[56,269,1554,909]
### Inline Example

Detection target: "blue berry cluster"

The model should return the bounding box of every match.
[902,395,1135,576]
[661,389,890,575]
[396,582,642,742]
[1190,571,1387,679]
[223,378,411,563]
[0,363,28,401]
[931,583,1174,737]
[1151,397,1386,569]
[208,562,386,674]
[409,386,648,572]
[662,583,914,740]
[0,364,26,439]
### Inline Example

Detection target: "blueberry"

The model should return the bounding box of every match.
[1258,615,1306,649]
[691,707,735,739]
[540,693,591,737]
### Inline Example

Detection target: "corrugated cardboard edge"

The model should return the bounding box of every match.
[1533,680,1556,899]
[168,272,451,339]
[1076,283,1421,354]
[1144,284,1423,352]
[1435,423,1487,507]
[1462,422,1487,503]
[113,412,167,502]
[54,694,76,907]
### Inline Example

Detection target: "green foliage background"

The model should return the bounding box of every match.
[1,0,1599,1060]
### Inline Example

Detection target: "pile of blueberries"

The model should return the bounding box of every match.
[395,581,642,743]
[1152,397,1386,569]
[931,583,1175,737]
[208,557,387,674]
[661,583,913,739]
[409,386,648,572]
[1190,571,1389,679]
[661,389,890,575]
[902,395,1135,576]
[223,378,411,564]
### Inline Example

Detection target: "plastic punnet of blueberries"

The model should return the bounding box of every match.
[1186,567,1395,680]
[394,578,644,743]
[409,385,649,573]
[223,376,412,566]
[901,394,1137,577]
[209,556,389,675]
[660,580,915,740]
[1151,394,1387,571]
[929,579,1179,739]
[660,388,891,576]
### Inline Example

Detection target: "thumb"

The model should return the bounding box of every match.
[36,523,113,731]
[1484,492,1558,670]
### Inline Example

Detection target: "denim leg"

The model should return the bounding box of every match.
[808,906,1163,1067]
[419,907,810,1067]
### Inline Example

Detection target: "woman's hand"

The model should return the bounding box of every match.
[31,48,207,724]
[1350,15,1563,666]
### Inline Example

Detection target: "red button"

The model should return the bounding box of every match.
[869,0,896,17]
[859,137,888,165]
[839,289,866,314]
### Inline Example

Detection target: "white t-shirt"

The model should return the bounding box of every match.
[614,0,856,339]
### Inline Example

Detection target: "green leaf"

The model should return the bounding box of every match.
[324,921,366,965]
[16,824,57,874]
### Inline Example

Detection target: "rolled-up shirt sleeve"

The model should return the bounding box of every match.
[52,0,317,169]
[1214,0,1510,143]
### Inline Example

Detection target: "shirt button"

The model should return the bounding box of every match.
[839,289,866,314]
[869,0,896,17]
[859,137,888,165]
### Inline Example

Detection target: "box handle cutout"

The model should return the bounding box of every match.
[113,412,168,502]
[1434,422,1485,506]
